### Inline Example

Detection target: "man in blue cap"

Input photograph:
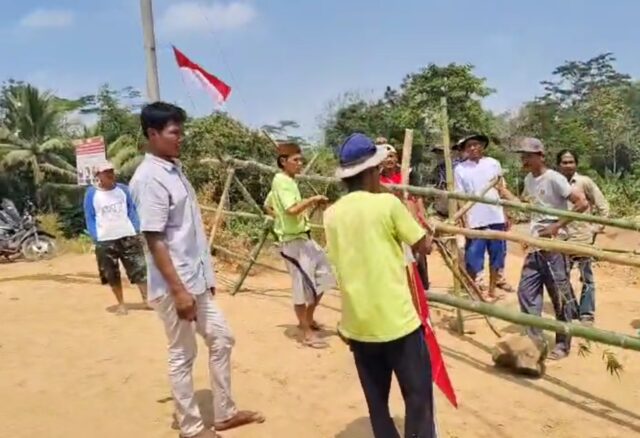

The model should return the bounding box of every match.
[324,133,435,438]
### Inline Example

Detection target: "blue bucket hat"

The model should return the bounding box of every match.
[335,133,389,179]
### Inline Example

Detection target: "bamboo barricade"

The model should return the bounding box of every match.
[450,176,499,223]
[201,157,640,232]
[429,292,640,352]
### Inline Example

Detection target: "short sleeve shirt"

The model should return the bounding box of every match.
[323,192,424,342]
[522,169,572,237]
[270,173,310,242]
[454,157,505,228]
[129,154,216,300]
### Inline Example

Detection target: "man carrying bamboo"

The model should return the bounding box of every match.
[454,134,514,301]
[270,141,336,349]
[324,133,435,438]
[557,149,610,326]
[513,138,588,360]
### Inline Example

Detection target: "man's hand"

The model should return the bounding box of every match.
[539,223,562,238]
[311,195,329,205]
[174,290,197,321]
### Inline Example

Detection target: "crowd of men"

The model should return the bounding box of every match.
[81,101,610,438]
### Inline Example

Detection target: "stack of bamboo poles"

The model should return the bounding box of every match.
[198,154,640,352]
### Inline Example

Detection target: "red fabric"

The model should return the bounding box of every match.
[408,263,458,408]
[173,46,232,102]
[380,171,402,185]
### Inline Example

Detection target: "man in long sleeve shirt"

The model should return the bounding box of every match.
[83,162,148,315]
[557,150,610,325]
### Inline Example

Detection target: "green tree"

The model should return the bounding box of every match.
[0,84,77,205]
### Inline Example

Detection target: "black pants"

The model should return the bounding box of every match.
[350,328,435,438]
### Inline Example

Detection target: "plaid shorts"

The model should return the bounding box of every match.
[95,235,147,286]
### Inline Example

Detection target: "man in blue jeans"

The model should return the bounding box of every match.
[454,134,514,301]
[557,149,609,325]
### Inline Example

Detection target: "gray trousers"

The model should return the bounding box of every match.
[517,250,579,353]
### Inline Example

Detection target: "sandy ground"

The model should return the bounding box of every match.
[2,234,640,438]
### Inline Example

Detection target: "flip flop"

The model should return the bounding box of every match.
[548,349,569,361]
[215,410,265,431]
[310,321,324,331]
[302,338,329,349]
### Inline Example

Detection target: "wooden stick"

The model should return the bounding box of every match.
[433,222,640,268]
[428,292,640,351]
[231,218,273,295]
[212,244,288,274]
[208,167,236,247]
[400,129,413,201]
[200,157,640,232]
[450,176,499,223]
[440,95,464,334]
[200,206,325,230]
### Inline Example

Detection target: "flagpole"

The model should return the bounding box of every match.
[140,0,161,101]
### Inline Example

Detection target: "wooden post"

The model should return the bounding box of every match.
[231,218,273,295]
[139,0,160,101]
[440,95,464,334]
[208,167,236,247]
[400,129,414,199]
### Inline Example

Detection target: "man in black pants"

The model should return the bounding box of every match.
[324,133,435,438]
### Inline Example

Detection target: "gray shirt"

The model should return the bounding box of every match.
[522,169,572,237]
[129,153,215,300]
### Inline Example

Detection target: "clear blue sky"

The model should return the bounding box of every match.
[1,0,639,141]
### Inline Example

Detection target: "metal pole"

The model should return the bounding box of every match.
[140,0,161,101]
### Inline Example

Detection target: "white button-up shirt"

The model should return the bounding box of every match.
[130,153,215,300]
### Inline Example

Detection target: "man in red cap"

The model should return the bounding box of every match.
[270,141,336,348]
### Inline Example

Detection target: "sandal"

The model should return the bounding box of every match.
[548,348,569,361]
[302,338,329,349]
[215,410,265,431]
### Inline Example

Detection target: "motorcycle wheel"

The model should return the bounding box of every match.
[21,235,57,261]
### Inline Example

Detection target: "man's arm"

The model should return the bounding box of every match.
[588,178,610,218]
[286,195,328,216]
[135,180,196,321]
[391,197,433,256]
[121,184,141,233]
[83,188,98,242]
[539,185,588,237]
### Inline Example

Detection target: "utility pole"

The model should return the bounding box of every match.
[140,0,161,101]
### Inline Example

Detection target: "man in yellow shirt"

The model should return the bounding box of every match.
[324,133,435,438]
[270,142,335,348]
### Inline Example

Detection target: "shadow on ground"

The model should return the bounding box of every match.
[105,302,154,314]
[335,417,405,438]
[0,272,98,285]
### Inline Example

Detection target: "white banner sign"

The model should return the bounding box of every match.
[74,137,106,186]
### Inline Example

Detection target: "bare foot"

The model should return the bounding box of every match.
[310,320,324,331]
[214,410,265,431]
[115,304,128,316]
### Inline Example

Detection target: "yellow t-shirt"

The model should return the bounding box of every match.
[271,173,310,242]
[323,192,424,342]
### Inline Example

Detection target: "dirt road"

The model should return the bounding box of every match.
[2,244,640,437]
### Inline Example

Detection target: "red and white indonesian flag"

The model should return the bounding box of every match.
[173,46,232,104]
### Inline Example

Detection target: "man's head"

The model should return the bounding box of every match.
[458,134,489,161]
[276,142,303,176]
[336,133,387,192]
[96,162,116,189]
[556,149,578,178]
[381,144,399,172]
[140,102,187,159]
[514,137,546,173]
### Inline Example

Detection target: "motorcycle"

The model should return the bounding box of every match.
[0,198,57,262]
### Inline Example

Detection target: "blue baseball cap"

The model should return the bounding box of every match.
[335,133,389,178]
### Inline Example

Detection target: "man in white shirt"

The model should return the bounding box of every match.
[83,162,148,315]
[454,134,513,300]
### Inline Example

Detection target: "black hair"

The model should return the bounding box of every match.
[276,155,286,169]
[140,101,187,139]
[556,149,578,166]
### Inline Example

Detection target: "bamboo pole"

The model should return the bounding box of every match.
[400,129,414,199]
[231,218,273,295]
[450,176,499,223]
[428,292,640,351]
[433,222,640,268]
[212,244,288,274]
[200,206,325,230]
[440,95,464,334]
[208,167,236,247]
[200,157,640,232]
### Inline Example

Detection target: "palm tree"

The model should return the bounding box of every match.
[0,85,77,204]
[106,133,144,179]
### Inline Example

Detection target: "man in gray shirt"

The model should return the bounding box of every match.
[130,102,264,438]
[513,138,588,361]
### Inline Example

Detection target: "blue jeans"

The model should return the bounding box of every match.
[464,223,507,276]
[571,257,596,320]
